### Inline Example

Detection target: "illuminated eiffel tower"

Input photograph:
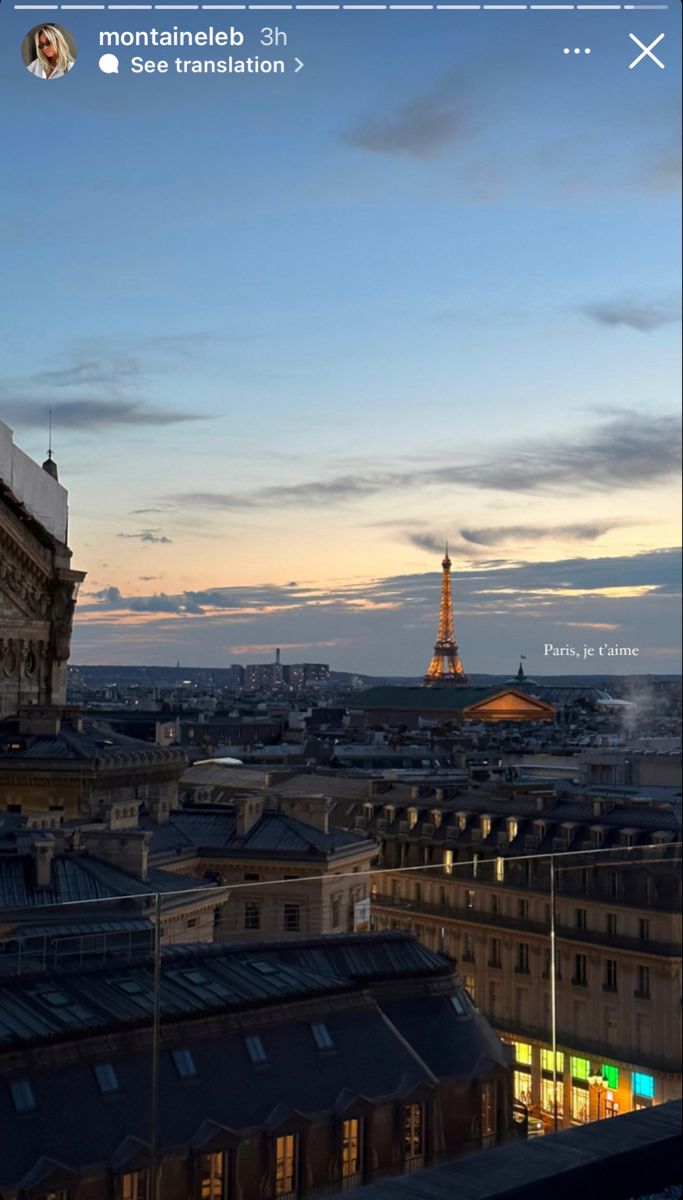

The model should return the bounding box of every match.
[424,545,468,686]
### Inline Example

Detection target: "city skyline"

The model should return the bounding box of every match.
[1,7,680,673]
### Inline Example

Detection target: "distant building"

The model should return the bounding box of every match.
[0,932,517,1199]
[354,686,556,725]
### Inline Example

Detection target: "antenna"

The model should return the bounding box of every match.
[47,407,53,460]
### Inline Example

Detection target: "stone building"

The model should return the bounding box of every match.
[0,422,84,718]
[363,781,682,1127]
[0,932,517,1199]
[144,793,379,941]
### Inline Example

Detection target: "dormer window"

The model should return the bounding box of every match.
[480,816,492,839]
[507,818,518,841]
[590,826,605,849]
[407,807,418,830]
[443,849,453,876]
[431,810,442,830]
[457,813,467,832]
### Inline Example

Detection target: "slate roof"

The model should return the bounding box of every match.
[144,808,374,860]
[0,852,213,911]
[0,716,184,766]
[355,687,504,712]
[0,933,508,1186]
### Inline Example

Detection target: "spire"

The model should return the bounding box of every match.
[424,548,468,686]
[42,409,59,481]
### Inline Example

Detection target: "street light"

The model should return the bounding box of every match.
[588,1073,608,1120]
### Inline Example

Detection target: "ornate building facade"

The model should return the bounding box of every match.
[0,422,84,718]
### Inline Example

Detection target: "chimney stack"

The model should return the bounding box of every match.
[33,833,56,888]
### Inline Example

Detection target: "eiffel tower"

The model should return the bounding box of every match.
[424,545,468,686]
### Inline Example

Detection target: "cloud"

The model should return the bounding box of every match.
[342,74,470,158]
[1,399,204,431]
[406,533,449,555]
[169,412,681,512]
[580,296,682,333]
[117,530,173,544]
[459,520,632,546]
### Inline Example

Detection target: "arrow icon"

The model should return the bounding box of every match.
[294,57,304,72]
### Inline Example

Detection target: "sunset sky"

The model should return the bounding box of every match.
[1,5,680,673]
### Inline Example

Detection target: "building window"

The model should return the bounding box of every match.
[275,1134,297,1197]
[121,1172,149,1200]
[507,819,518,841]
[481,817,492,839]
[200,1151,229,1200]
[403,1103,424,1163]
[171,1048,197,1079]
[311,1023,334,1050]
[604,959,618,993]
[443,849,453,875]
[636,966,651,998]
[465,890,475,910]
[606,913,617,936]
[540,1049,564,1074]
[514,1070,532,1107]
[10,1079,36,1113]
[515,943,529,974]
[571,1056,590,1081]
[341,1118,362,1181]
[575,908,587,931]
[601,1064,619,1089]
[489,938,502,968]
[464,974,476,1002]
[639,918,650,942]
[244,1035,267,1065]
[462,933,475,962]
[244,901,261,931]
[481,1082,496,1147]
[610,872,621,900]
[495,858,505,883]
[605,1092,620,1118]
[331,895,342,929]
[94,1063,120,1094]
[632,1072,655,1101]
[573,954,587,986]
[283,904,301,933]
[543,950,561,980]
[490,893,500,915]
[517,899,529,921]
[514,1041,532,1066]
[540,1079,563,1119]
[571,1085,589,1123]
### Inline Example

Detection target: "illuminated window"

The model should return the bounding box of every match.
[275,1134,297,1197]
[632,1072,654,1100]
[481,816,492,839]
[443,849,453,875]
[570,1057,590,1081]
[601,1064,619,1089]
[571,1085,589,1123]
[342,1118,362,1179]
[507,819,518,841]
[403,1104,423,1161]
[541,1049,564,1074]
[457,813,467,832]
[514,1041,532,1065]
[465,889,475,910]
[200,1152,228,1200]
[431,810,442,830]
[540,1078,563,1118]
[407,807,418,830]
[514,1070,532,1106]
[121,1172,149,1200]
[464,974,476,1001]
[495,857,505,882]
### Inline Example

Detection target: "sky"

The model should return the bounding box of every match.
[1,4,681,674]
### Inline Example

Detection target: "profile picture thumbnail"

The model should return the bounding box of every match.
[21,24,77,80]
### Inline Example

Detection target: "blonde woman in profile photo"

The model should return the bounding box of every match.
[26,25,75,79]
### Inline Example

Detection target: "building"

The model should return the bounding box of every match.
[363,783,682,1127]
[0,422,85,718]
[0,932,517,1199]
[353,686,557,726]
[144,789,379,941]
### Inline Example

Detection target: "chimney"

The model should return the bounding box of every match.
[32,833,56,888]
[234,796,265,836]
[279,794,331,834]
[148,793,170,825]
[82,829,151,881]
[18,706,62,737]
